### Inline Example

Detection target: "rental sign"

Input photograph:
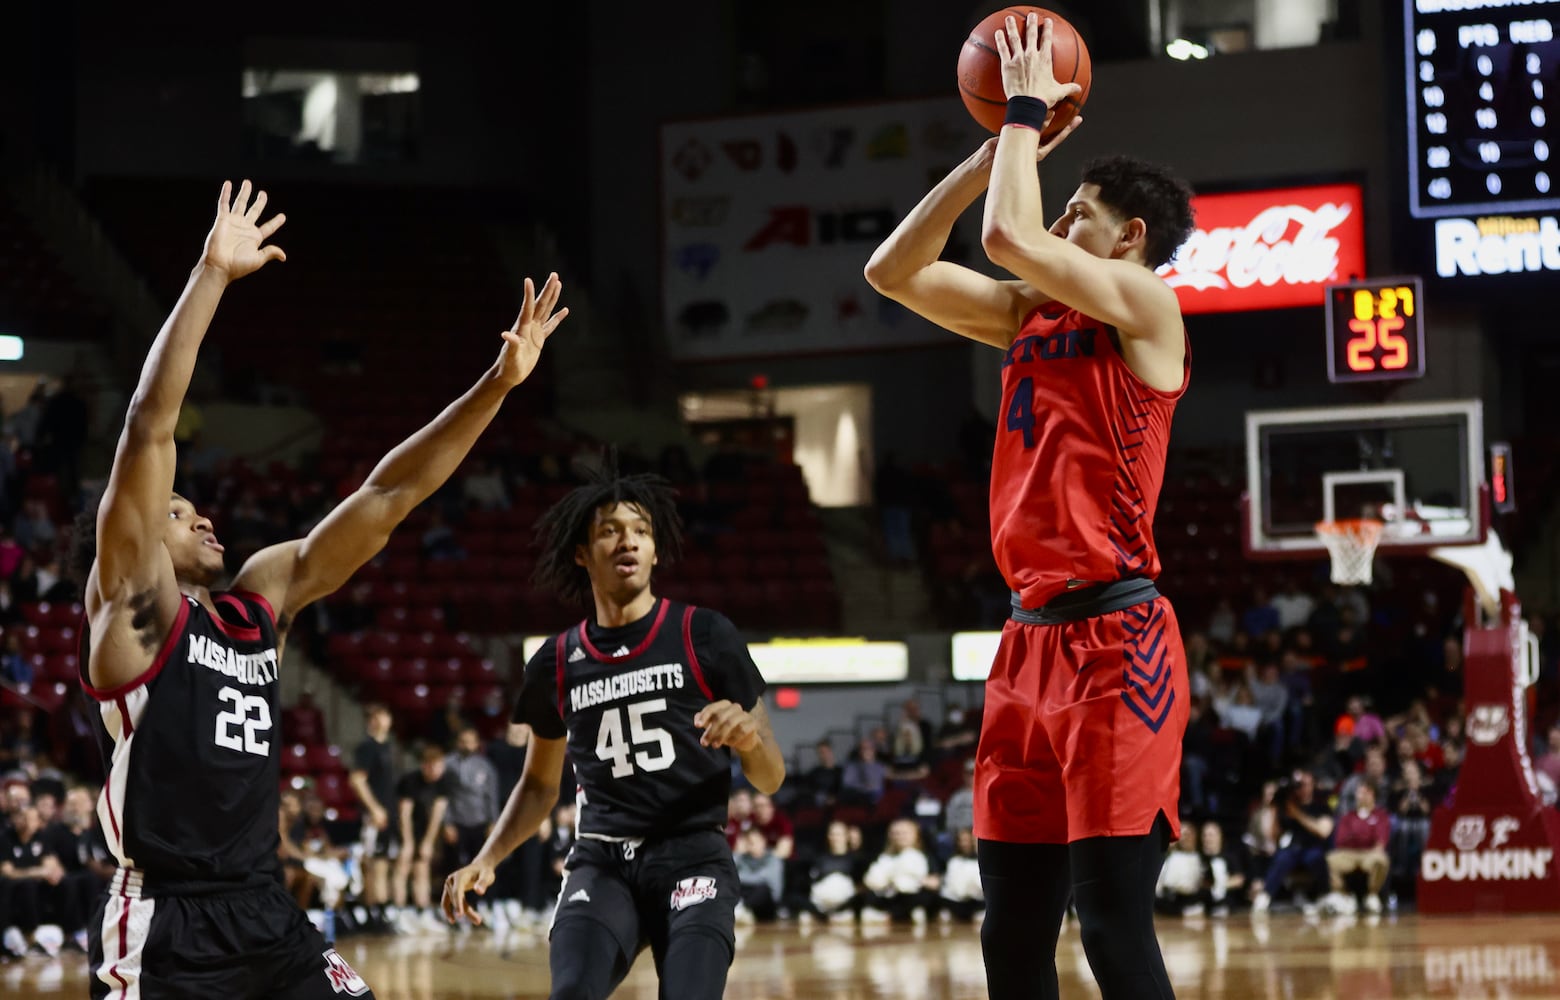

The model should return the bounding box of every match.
[1157,183,1368,314]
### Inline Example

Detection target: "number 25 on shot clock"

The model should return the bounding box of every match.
[1325,276,1427,384]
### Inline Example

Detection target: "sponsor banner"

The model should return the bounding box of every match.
[1434,215,1560,277]
[660,99,988,360]
[523,635,907,684]
[1157,183,1367,314]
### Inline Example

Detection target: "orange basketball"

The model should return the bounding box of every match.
[958,6,1092,141]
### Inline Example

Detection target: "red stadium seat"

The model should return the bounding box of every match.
[429,657,464,687]
[409,606,446,632]
[40,626,77,655]
[19,603,49,627]
[281,743,311,775]
[375,606,412,632]
[402,632,439,658]
[313,771,351,807]
[364,632,403,659]
[48,603,84,628]
[325,632,368,663]
[306,744,346,773]
[461,657,499,686]
[399,658,431,686]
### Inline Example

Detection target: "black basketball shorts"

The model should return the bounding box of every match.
[550,829,740,962]
[89,868,376,999]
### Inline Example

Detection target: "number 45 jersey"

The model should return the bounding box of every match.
[991,303,1189,611]
[514,599,766,840]
[79,591,284,886]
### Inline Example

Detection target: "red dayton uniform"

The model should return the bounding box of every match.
[974,302,1190,845]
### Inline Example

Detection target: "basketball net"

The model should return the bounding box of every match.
[1315,518,1383,586]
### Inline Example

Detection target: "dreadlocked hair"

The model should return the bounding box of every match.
[531,466,684,607]
[68,498,102,589]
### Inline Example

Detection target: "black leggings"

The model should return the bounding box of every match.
[979,813,1175,1000]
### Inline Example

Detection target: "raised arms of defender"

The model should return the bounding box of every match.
[86,181,287,692]
[230,275,568,647]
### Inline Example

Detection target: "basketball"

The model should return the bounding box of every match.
[958,6,1092,141]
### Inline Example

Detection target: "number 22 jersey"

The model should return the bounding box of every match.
[79,591,283,887]
[513,599,766,840]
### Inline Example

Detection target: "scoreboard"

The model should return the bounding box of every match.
[1406,0,1559,220]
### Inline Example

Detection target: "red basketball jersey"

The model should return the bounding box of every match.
[989,303,1188,609]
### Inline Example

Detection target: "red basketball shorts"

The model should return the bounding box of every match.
[973,595,1188,844]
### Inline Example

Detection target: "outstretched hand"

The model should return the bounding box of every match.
[203,180,286,281]
[994,13,1084,115]
[495,273,569,388]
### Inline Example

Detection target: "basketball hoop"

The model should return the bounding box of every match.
[1315,519,1383,585]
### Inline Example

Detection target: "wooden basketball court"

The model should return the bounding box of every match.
[7,912,1558,997]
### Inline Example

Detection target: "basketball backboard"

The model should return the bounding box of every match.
[1244,399,1487,556]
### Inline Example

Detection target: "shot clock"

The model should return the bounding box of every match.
[1325,277,1427,384]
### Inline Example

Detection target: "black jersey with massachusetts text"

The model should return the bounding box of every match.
[514,599,765,840]
[80,591,284,887]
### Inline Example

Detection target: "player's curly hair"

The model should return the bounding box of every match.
[1081,155,1197,271]
[531,457,684,608]
[68,499,101,589]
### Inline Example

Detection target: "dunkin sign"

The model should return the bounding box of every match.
[1157,183,1368,315]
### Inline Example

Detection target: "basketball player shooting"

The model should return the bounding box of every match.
[72,180,567,999]
[441,469,785,1000]
[865,14,1195,1000]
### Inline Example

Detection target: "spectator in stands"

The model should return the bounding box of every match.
[348,703,397,928]
[427,688,471,752]
[0,576,19,628]
[1214,679,1262,742]
[1181,697,1215,817]
[733,828,783,924]
[1242,781,1281,899]
[801,821,861,923]
[0,633,30,687]
[724,788,755,848]
[293,793,353,916]
[1390,759,1433,897]
[933,705,979,758]
[277,791,318,908]
[462,457,511,511]
[35,553,73,603]
[944,758,976,842]
[750,793,794,861]
[1324,782,1390,915]
[421,509,465,561]
[13,499,56,554]
[1199,820,1242,916]
[1242,588,1280,637]
[5,383,45,452]
[445,727,500,869]
[938,828,983,923]
[1536,724,1560,790]
[395,746,453,933]
[1249,661,1289,766]
[486,722,546,927]
[1154,825,1205,916]
[59,786,111,948]
[1,802,77,956]
[1206,598,1237,646]
[1270,580,1315,632]
[1338,695,1386,748]
[282,689,326,746]
[841,738,886,806]
[803,740,842,807]
[11,553,39,604]
[1253,770,1334,914]
[860,819,937,924]
[539,801,576,918]
[1337,746,1391,815]
[891,714,928,778]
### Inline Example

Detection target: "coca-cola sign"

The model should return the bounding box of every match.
[1157,183,1367,315]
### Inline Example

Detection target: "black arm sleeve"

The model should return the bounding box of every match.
[692,609,766,710]
[512,639,567,740]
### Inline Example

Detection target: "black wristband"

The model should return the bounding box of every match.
[1003,95,1051,133]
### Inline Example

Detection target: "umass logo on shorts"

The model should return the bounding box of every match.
[323,949,370,996]
[670,876,719,911]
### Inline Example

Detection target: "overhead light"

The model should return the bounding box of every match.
[0,336,23,361]
[1166,38,1210,60]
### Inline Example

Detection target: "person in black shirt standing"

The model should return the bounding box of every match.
[442,469,785,1000]
[348,702,398,931]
